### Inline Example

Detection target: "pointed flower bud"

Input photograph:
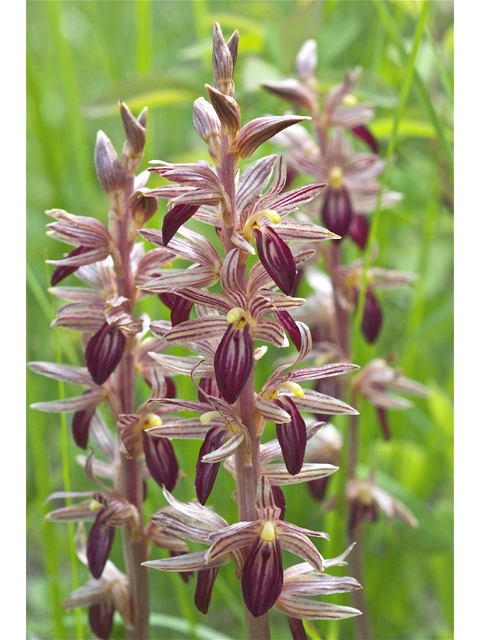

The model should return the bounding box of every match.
[120,101,146,175]
[94,131,125,196]
[295,39,317,81]
[205,84,241,137]
[236,115,311,160]
[87,507,116,579]
[212,21,235,95]
[214,321,254,404]
[85,322,126,386]
[130,189,158,229]
[193,97,222,162]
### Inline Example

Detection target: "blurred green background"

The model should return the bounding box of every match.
[27,1,453,639]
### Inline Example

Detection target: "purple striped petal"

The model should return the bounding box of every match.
[274,310,302,351]
[263,463,338,486]
[143,550,229,572]
[162,203,200,245]
[85,322,126,386]
[195,426,228,504]
[290,362,360,383]
[241,536,283,617]
[283,389,358,416]
[170,295,194,327]
[236,115,310,159]
[253,227,296,295]
[28,361,95,387]
[142,431,179,491]
[276,525,324,572]
[275,593,361,620]
[164,316,228,344]
[276,396,306,476]
[30,388,104,413]
[214,323,253,404]
[87,508,115,579]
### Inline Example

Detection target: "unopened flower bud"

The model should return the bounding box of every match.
[130,189,158,231]
[212,21,235,95]
[94,131,125,196]
[195,566,219,614]
[205,84,241,137]
[87,507,115,579]
[193,97,222,162]
[120,101,147,175]
[142,430,179,491]
[296,39,317,81]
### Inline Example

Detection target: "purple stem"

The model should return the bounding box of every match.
[113,176,150,640]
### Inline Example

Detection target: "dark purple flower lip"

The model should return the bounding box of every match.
[350,124,379,153]
[241,534,284,617]
[321,184,353,239]
[85,322,126,386]
[195,425,228,505]
[358,286,382,344]
[87,507,115,579]
[214,321,253,404]
[275,395,307,476]
[252,226,297,295]
[72,397,96,449]
[142,430,179,492]
[89,601,115,640]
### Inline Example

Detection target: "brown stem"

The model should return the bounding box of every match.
[348,523,372,640]
[113,176,150,639]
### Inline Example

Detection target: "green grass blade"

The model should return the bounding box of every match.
[352,0,431,362]
[149,612,235,640]
[374,0,453,173]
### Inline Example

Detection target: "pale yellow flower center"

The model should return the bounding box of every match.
[244,209,281,238]
[260,521,277,541]
[226,307,250,329]
[329,166,344,189]
[342,93,358,106]
[264,380,305,401]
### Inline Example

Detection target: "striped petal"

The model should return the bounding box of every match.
[214,323,254,404]
[252,227,296,295]
[275,593,361,620]
[162,203,200,245]
[263,463,338,486]
[277,523,325,571]
[281,389,358,416]
[241,536,283,617]
[236,115,310,159]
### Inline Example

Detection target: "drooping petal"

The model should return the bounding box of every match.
[87,508,115,579]
[194,567,220,614]
[50,246,91,286]
[214,323,254,404]
[162,203,200,245]
[274,310,302,351]
[361,287,382,343]
[143,550,229,572]
[262,463,338,486]
[195,426,228,505]
[85,322,126,386]
[142,431,179,491]
[276,396,306,476]
[241,536,283,617]
[348,214,369,249]
[170,295,194,327]
[72,400,96,449]
[350,124,379,153]
[88,601,115,640]
[252,227,297,295]
[288,616,307,640]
